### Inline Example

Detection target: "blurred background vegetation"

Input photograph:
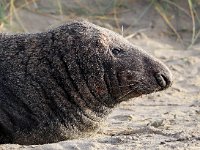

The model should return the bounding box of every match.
[0,0,199,48]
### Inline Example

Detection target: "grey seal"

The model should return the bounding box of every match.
[0,20,172,145]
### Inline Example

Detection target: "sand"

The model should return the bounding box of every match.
[0,1,200,149]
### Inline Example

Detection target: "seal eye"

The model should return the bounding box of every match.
[112,48,125,56]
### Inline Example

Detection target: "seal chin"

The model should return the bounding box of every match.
[117,91,141,102]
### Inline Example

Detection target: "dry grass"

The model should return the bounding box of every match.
[153,0,200,48]
[0,0,199,48]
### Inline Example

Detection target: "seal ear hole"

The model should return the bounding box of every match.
[126,74,133,80]
[111,48,125,56]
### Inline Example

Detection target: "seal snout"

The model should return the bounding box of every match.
[155,72,172,90]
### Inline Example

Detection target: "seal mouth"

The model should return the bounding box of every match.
[155,73,170,89]
[117,90,141,102]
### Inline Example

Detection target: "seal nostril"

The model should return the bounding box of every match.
[155,73,170,89]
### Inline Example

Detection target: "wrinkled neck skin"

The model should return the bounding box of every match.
[0,26,120,144]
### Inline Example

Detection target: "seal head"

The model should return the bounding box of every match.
[71,21,172,106]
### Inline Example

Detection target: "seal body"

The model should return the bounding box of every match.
[0,20,172,144]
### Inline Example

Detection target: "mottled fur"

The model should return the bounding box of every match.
[0,20,172,144]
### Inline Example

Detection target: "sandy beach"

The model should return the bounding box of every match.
[0,0,200,149]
